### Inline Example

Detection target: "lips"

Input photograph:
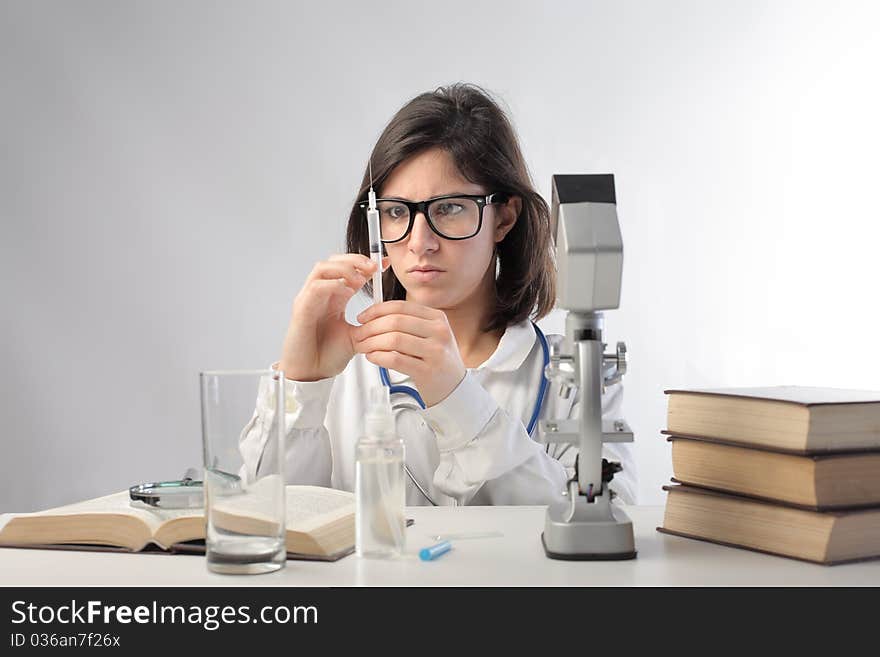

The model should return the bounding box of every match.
[407,266,444,282]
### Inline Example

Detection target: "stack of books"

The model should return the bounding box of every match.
[657,386,880,565]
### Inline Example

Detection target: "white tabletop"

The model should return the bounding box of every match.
[1,505,878,586]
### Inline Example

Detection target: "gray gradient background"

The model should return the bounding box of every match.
[2,1,879,511]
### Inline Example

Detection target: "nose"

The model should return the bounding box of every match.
[406,211,440,255]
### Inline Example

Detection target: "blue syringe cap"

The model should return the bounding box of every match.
[419,540,452,561]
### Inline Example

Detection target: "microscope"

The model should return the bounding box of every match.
[539,174,637,560]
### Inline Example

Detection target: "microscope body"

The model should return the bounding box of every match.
[538,174,636,560]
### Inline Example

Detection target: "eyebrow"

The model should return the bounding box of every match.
[378,191,485,201]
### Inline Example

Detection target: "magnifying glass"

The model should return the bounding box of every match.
[129,468,204,510]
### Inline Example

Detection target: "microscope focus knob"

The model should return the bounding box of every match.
[545,343,577,399]
[602,341,628,387]
[616,341,627,376]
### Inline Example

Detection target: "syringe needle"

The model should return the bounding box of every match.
[430,531,504,541]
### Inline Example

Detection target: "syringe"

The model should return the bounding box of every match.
[366,161,383,306]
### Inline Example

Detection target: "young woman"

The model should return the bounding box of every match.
[240,83,635,506]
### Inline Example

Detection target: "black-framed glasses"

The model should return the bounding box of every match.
[358,192,509,243]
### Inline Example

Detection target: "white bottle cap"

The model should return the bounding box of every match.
[365,385,394,440]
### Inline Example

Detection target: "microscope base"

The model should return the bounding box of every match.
[541,501,637,561]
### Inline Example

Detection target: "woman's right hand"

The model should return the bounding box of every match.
[279,253,386,382]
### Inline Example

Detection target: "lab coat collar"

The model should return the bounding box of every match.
[479,318,537,372]
[383,318,537,383]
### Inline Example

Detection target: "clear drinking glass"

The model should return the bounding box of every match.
[200,369,286,574]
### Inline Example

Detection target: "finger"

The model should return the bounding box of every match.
[363,350,424,375]
[357,299,441,324]
[349,253,389,273]
[328,253,377,274]
[353,331,429,359]
[308,260,370,288]
[351,313,434,341]
[306,278,358,299]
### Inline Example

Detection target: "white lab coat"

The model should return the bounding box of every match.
[239,319,637,506]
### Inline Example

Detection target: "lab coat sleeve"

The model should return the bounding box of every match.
[421,371,570,506]
[238,365,334,487]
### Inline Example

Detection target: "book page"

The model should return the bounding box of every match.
[285,486,354,532]
[0,491,201,536]
[210,480,353,534]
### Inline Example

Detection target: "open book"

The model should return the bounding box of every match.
[0,485,355,561]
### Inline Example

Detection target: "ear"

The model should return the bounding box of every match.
[493,195,522,243]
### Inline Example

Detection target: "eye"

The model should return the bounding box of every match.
[381,204,408,220]
[434,202,464,217]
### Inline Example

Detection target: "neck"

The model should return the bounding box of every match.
[441,260,502,369]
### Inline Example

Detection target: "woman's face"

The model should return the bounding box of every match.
[380,147,517,311]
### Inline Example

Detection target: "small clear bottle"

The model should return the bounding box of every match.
[355,386,406,558]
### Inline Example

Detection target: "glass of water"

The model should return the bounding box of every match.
[200,369,286,574]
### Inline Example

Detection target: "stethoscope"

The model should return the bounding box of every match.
[378,321,551,505]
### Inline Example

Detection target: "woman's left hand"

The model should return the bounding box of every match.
[352,300,466,408]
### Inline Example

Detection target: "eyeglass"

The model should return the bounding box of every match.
[358,192,509,243]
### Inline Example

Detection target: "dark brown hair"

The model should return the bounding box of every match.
[345,83,555,332]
